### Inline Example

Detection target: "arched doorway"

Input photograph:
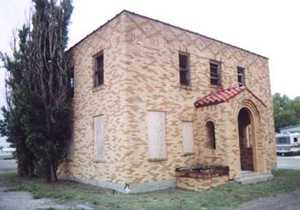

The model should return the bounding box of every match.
[238,107,254,171]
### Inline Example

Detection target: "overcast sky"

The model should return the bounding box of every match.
[0,0,299,109]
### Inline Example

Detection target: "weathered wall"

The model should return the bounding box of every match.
[176,176,229,191]
[61,11,276,192]
[61,13,132,189]
[121,11,276,185]
[194,90,275,178]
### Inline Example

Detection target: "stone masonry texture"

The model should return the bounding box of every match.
[59,10,276,193]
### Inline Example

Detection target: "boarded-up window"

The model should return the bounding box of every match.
[182,122,194,154]
[147,112,166,159]
[94,116,104,161]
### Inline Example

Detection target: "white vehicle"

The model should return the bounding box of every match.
[0,147,15,159]
[276,132,300,155]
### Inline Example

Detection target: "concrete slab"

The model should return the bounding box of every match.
[277,155,300,170]
[235,172,273,184]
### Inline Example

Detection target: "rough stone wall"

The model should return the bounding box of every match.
[121,11,276,185]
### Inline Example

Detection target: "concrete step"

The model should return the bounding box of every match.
[235,171,273,184]
[239,170,253,176]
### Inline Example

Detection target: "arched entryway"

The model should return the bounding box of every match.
[238,107,254,171]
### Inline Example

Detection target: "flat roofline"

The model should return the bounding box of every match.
[67,10,268,60]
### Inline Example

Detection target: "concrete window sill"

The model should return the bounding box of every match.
[94,160,106,163]
[148,158,168,162]
[179,85,193,91]
[182,152,194,156]
[92,84,105,92]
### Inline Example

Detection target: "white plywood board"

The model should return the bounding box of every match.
[147,112,166,159]
[182,122,194,154]
[94,115,104,161]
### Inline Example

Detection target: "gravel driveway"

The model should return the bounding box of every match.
[277,155,300,170]
[225,189,300,210]
[0,159,93,210]
[0,185,66,210]
[0,159,65,210]
[0,183,94,210]
[0,159,17,174]
[225,155,300,210]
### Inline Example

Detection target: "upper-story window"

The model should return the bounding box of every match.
[237,67,245,86]
[210,61,221,86]
[94,52,104,87]
[179,53,191,86]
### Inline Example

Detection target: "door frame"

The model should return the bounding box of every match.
[238,107,255,171]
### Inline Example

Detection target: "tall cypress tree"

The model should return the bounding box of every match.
[0,26,35,177]
[1,0,73,181]
[28,0,73,181]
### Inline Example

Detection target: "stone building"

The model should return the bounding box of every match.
[61,10,276,193]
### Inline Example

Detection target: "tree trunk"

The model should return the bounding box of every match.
[47,161,57,182]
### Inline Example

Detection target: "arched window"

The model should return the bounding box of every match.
[206,121,216,149]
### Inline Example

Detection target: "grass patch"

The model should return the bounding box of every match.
[37,208,85,210]
[1,170,300,210]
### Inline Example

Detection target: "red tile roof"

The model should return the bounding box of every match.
[194,86,247,108]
